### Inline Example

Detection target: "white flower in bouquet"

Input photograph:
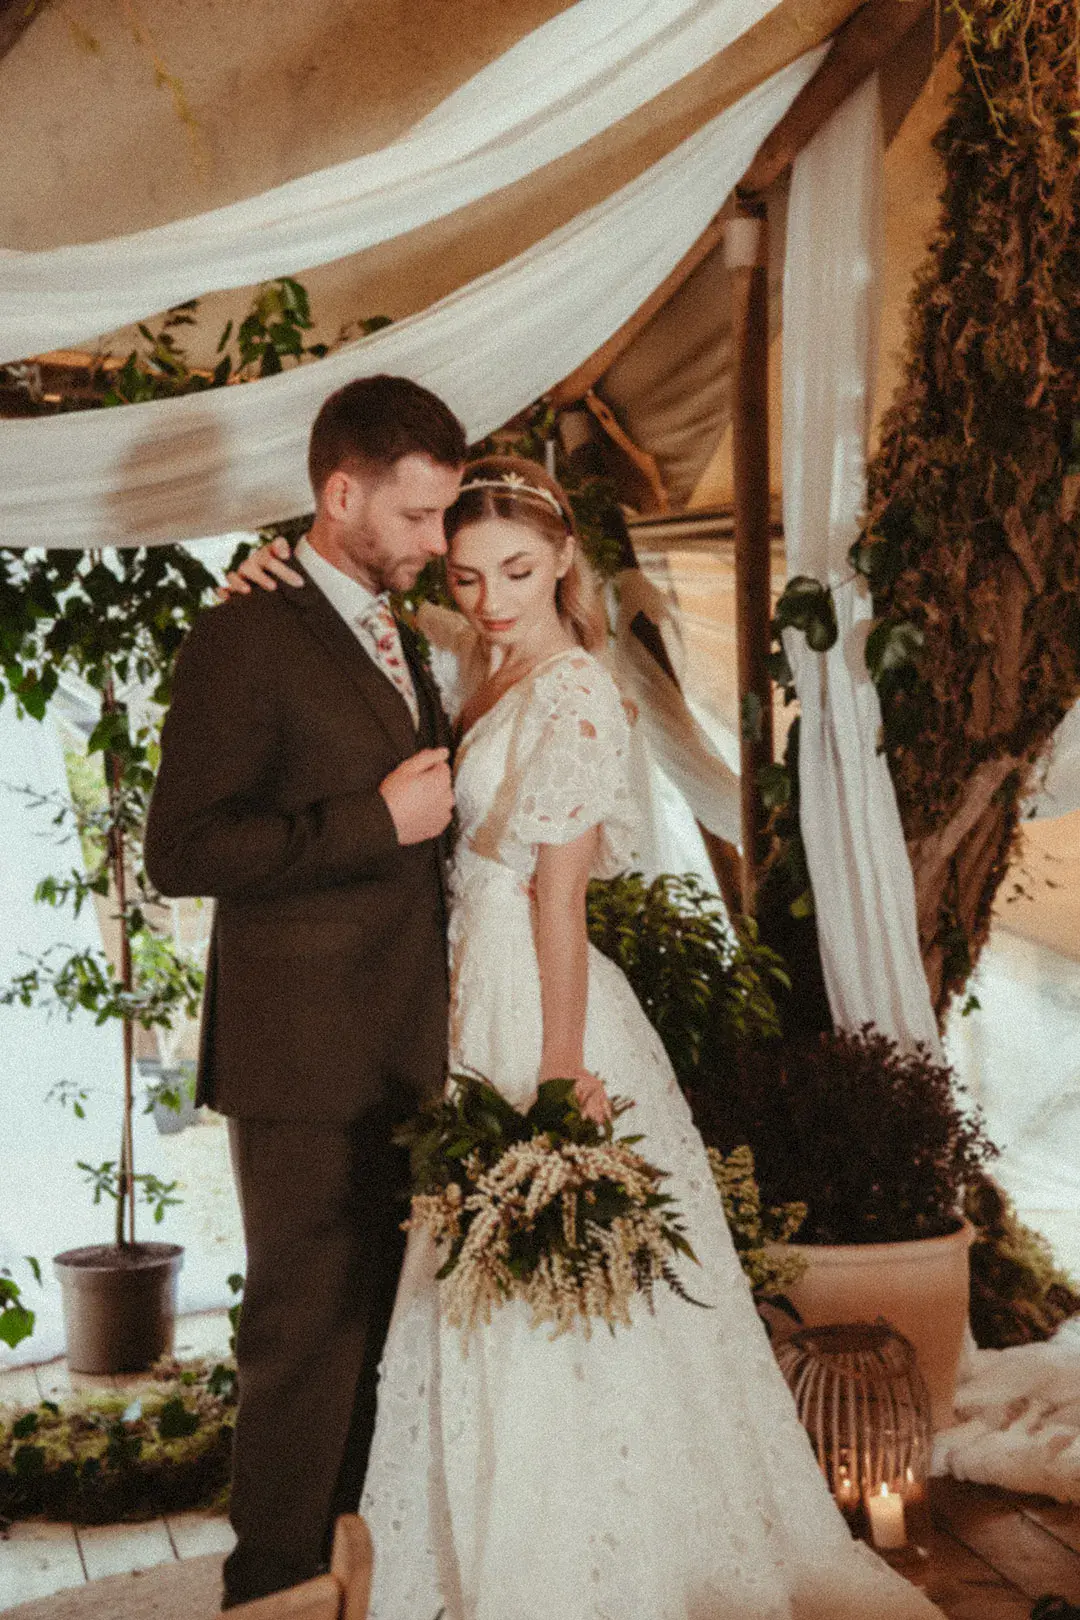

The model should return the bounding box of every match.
[395,1074,704,1342]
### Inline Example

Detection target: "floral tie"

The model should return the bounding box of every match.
[360,596,420,729]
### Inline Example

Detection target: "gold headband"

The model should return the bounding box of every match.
[458,471,569,525]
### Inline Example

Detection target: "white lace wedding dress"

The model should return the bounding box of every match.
[361,625,944,1620]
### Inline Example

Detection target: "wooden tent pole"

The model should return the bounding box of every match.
[0,0,52,65]
[725,204,773,914]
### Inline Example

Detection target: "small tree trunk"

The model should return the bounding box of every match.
[103,672,136,1248]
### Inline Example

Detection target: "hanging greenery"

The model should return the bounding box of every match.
[757,2,1080,1015]
[856,0,1080,1011]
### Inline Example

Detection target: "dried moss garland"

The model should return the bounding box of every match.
[859,0,1080,1009]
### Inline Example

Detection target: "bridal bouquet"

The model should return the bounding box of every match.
[395,1073,701,1340]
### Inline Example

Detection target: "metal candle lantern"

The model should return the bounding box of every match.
[775,1322,933,1546]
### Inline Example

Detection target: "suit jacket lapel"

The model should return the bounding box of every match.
[399,619,452,751]
[398,618,455,919]
[280,564,417,756]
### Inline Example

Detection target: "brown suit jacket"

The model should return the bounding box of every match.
[144,565,451,1124]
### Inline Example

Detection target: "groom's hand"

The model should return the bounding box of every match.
[379,748,454,844]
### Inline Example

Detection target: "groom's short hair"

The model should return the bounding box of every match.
[309,375,467,495]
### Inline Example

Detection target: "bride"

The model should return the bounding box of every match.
[231,456,944,1620]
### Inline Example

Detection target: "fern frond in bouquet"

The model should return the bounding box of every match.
[395,1073,703,1341]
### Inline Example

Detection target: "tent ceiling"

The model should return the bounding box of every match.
[0,0,952,510]
[0,0,859,349]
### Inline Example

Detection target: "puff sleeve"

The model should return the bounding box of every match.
[490,653,638,880]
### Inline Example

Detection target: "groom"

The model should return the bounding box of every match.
[145,375,467,1606]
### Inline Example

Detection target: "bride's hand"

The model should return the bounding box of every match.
[548,1068,612,1127]
[217,536,305,599]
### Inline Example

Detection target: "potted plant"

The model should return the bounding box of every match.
[690,1024,999,1427]
[0,541,218,1373]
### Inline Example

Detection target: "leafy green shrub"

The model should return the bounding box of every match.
[586,873,789,1093]
[708,1145,807,1304]
[966,1173,1080,1348]
[690,1025,998,1245]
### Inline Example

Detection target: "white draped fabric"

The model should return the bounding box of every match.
[781,76,941,1053]
[0,49,825,552]
[0,0,781,365]
[1028,699,1080,819]
[610,568,742,847]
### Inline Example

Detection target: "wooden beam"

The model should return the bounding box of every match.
[582,390,669,513]
[547,211,731,410]
[546,0,931,415]
[0,0,52,65]
[726,206,774,914]
[738,0,933,199]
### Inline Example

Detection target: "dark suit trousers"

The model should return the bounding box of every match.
[223,1110,408,1605]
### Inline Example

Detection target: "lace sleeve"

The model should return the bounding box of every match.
[414,602,482,722]
[499,653,638,879]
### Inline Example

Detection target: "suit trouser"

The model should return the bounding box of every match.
[223,1110,408,1605]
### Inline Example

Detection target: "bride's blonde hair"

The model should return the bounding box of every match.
[445,455,607,653]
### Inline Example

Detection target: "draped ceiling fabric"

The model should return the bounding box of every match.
[781,75,942,1054]
[0,49,824,549]
[0,0,872,514]
[0,0,793,362]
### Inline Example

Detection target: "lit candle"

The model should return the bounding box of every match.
[834,1471,858,1512]
[867,1483,907,1550]
[902,1466,927,1506]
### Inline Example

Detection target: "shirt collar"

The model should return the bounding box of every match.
[295,536,385,628]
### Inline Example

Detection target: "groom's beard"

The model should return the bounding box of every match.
[351,517,437,596]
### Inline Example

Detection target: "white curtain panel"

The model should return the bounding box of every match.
[1028,699,1080,819]
[781,75,942,1052]
[0,0,782,364]
[0,49,825,551]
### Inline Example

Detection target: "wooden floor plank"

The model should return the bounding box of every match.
[164,1509,236,1560]
[76,1518,177,1581]
[933,1476,1080,1602]
[0,1522,86,1606]
[906,1517,1033,1620]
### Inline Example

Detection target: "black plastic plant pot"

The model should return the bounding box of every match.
[53,1242,184,1374]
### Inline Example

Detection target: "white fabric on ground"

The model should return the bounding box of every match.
[0,0,783,365]
[936,930,1080,1500]
[935,1318,1080,1503]
[781,76,941,1052]
[0,49,825,551]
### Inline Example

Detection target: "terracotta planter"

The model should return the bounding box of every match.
[54,1242,184,1374]
[777,1218,974,1430]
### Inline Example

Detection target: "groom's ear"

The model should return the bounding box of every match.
[322,465,367,521]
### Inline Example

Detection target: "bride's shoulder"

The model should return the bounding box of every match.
[412,603,483,720]
[530,648,629,737]
[414,601,477,655]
